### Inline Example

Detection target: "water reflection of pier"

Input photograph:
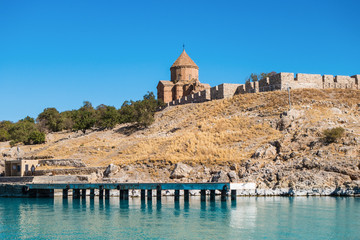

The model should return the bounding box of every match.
[23,182,237,201]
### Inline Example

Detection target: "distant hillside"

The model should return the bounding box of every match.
[2,88,358,165]
[1,89,360,194]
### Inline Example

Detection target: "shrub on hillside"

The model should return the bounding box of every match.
[72,101,97,134]
[37,107,63,132]
[8,117,45,146]
[25,130,46,145]
[118,92,164,128]
[0,121,13,141]
[118,100,136,124]
[322,127,345,144]
[60,110,76,130]
[96,104,119,129]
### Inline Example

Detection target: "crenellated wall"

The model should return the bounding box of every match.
[162,72,359,108]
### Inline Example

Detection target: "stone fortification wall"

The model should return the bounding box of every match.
[166,84,243,107]
[259,72,359,92]
[163,72,359,108]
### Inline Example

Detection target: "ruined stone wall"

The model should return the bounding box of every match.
[258,72,359,91]
[162,72,359,108]
[166,84,241,107]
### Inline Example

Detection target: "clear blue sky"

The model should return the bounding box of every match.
[1,0,359,122]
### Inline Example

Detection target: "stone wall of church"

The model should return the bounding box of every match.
[170,66,199,82]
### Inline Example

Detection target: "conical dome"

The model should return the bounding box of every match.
[171,50,199,69]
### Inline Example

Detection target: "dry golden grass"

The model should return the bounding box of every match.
[115,116,281,165]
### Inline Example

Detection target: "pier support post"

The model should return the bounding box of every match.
[81,189,87,199]
[147,189,152,200]
[120,190,124,199]
[90,189,95,199]
[210,190,216,201]
[63,189,68,199]
[124,190,129,200]
[231,190,236,201]
[184,190,189,201]
[156,189,161,201]
[200,190,206,201]
[174,190,180,201]
[73,189,80,199]
[141,189,146,200]
[99,187,104,199]
[221,189,227,201]
[105,189,110,199]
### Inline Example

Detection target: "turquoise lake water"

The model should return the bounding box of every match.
[0,196,359,239]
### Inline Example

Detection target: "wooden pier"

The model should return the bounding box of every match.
[21,182,234,201]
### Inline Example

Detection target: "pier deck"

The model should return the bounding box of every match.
[19,182,234,200]
[26,182,230,190]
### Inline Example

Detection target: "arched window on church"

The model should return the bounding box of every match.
[189,74,191,80]
[178,74,181,81]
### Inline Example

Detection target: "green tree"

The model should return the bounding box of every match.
[118,100,136,124]
[26,131,46,145]
[72,101,96,134]
[22,116,35,123]
[96,104,119,129]
[37,107,63,132]
[246,72,277,83]
[60,110,76,130]
[0,121,13,142]
[8,117,46,146]
[118,92,164,128]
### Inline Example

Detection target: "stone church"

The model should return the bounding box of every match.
[157,50,210,103]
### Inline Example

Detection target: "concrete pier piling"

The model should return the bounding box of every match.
[184,190,189,201]
[73,189,80,199]
[141,189,146,200]
[231,190,236,200]
[147,189,152,200]
[105,189,110,199]
[124,189,129,200]
[90,189,95,198]
[174,190,180,201]
[221,188,227,201]
[81,189,86,199]
[210,190,216,201]
[200,190,206,201]
[156,189,161,200]
[119,190,124,199]
[99,187,104,199]
[63,189,68,198]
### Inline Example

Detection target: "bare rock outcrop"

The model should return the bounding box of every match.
[210,170,228,182]
[1,147,24,159]
[103,164,120,177]
[170,163,192,179]
[252,144,277,159]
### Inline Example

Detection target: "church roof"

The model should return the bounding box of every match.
[171,50,199,69]
[158,80,174,86]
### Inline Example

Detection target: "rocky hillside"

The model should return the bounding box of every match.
[1,89,360,194]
